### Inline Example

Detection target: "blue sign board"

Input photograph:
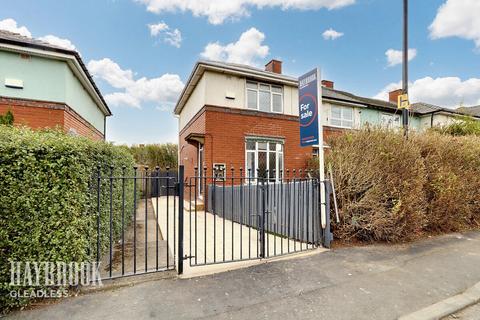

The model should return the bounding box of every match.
[299,68,321,147]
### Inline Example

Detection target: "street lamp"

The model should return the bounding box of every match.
[402,0,409,138]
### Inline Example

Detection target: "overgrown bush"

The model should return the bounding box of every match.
[432,115,480,136]
[326,130,427,242]
[417,133,480,232]
[0,126,135,313]
[326,129,480,243]
[129,143,177,168]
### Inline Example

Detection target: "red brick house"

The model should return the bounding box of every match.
[176,60,333,183]
[0,30,111,140]
[175,59,442,184]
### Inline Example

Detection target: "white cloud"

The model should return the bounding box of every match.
[0,18,31,37]
[0,18,77,51]
[148,22,169,36]
[385,48,417,67]
[136,0,355,25]
[201,27,269,66]
[373,76,480,108]
[87,58,184,109]
[148,22,182,48]
[429,0,480,49]
[322,28,343,40]
[38,35,76,50]
[87,58,134,89]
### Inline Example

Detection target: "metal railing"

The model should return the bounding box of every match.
[90,166,182,280]
[185,167,328,267]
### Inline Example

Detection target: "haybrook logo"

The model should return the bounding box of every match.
[299,73,316,89]
[9,261,103,298]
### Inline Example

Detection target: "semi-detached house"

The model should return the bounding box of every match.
[0,30,111,140]
[175,59,479,184]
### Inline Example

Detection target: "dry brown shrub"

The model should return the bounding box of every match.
[417,133,480,232]
[327,129,427,242]
[326,129,480,243]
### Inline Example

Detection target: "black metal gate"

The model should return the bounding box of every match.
[184,167,331,268]
[90,164,331,278]
[90,165,184,280]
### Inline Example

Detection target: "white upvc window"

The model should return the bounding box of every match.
[246,80,283,113]
[380,113,401,128]
[331,105,354,128]
[245,139,284,182]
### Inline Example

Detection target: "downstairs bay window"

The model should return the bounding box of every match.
[245,138,284,182]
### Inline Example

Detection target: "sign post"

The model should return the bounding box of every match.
[299,68,326,230]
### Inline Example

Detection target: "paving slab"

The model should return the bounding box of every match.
[152,196,317,277]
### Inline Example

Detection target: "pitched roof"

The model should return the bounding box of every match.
[175,60,398,114]
[411,102,480,118]
[322,87,397,111]
[457,105,480,117]
[0,30,111,116]
[175,60,479,119]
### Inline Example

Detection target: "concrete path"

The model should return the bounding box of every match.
[152,196,313,276]
[7,231,480,320]
[100,198,173,279]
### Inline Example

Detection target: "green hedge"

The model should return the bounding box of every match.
[326,129,480,243]
[0,126,135,312]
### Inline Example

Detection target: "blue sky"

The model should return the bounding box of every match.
[1,0,479,144]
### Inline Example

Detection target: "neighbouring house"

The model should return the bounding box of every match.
[456,105,480,118]
[175,59,479,182]
[0,30,111,140]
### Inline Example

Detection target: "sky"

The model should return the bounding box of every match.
[1,0,479,145]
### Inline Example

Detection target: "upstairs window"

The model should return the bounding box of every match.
[246,81,283,113]
[331,106,354,128]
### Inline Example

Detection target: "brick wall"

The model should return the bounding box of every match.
[179,105,351,184]
[179,109,206,180]
[64,106,104,140]
[203,106,314,176]
[0,97,104,140]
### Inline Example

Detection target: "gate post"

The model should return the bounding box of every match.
[259,177,266,258]
[177,165,185,275]
[323,180,333,248]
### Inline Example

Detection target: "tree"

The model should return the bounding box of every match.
[0,110,14,126]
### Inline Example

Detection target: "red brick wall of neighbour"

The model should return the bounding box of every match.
[63,106,104,140]
[323,126,347,142]
[0,97,104,140]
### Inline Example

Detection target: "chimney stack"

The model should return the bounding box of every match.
[388,89,403,104]
[321,80,334,89]
[265,59,282,74]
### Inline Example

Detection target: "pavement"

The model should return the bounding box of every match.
[7,231,480,320]
[444,302,480,319]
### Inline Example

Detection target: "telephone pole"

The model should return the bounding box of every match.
[402,0,409,138]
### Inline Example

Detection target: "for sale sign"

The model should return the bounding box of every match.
[299,68,321,146]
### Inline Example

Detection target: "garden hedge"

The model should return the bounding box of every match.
[0,126,135,313]
[326,129,480,243]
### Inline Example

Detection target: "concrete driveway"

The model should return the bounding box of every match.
[7,231,480,320]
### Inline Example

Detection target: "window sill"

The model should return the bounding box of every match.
[328,124,354,130]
